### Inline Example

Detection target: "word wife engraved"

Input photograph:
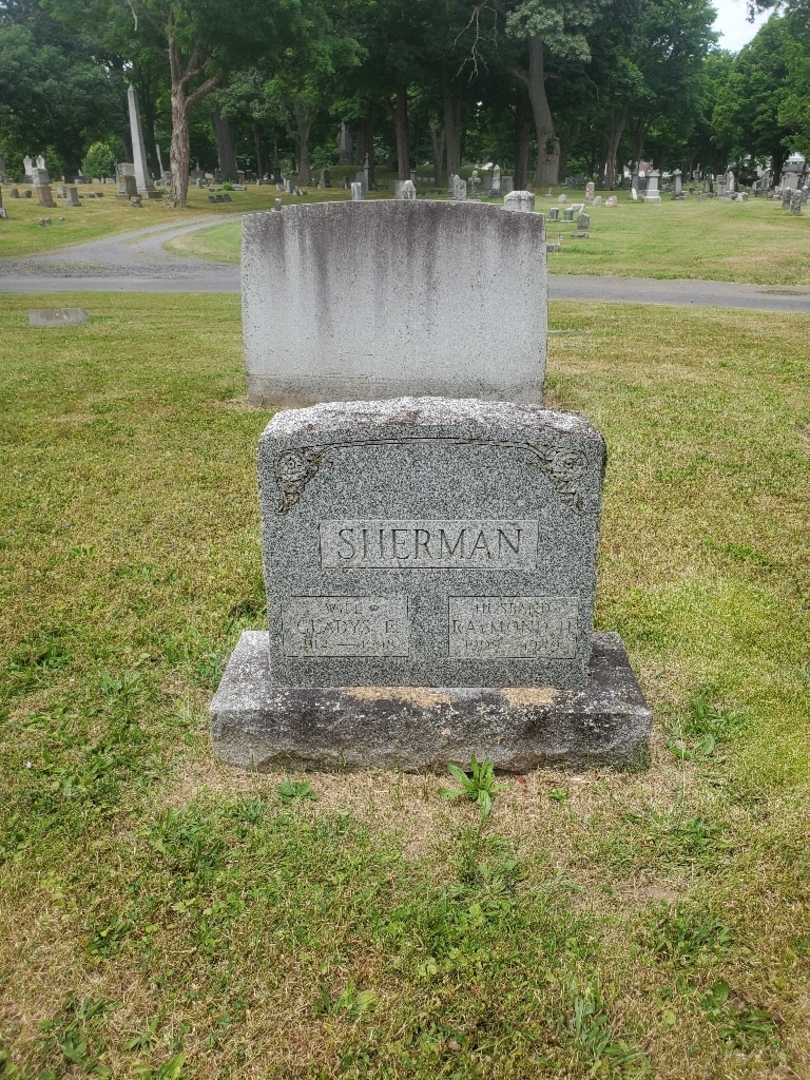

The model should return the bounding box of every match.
[320,519,538,569]
[283,595,409,657]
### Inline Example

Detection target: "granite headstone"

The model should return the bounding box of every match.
[210,397,651,771]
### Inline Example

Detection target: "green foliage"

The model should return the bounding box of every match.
[647,902,733,964]
[82,140,117,178]
[441,755,500,820]
[276,778,316,802]
[700,981,779,1049]
[567,984,649,1074]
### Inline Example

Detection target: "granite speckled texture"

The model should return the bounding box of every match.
[259,397,606,691]
[210,630,651,771]
[241,201,547,406]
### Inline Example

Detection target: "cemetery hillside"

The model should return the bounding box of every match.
[1,0,809,1077]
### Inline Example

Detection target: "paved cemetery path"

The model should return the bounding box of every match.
[2,215,810,312]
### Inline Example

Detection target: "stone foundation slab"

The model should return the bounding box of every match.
[210,630,651,772]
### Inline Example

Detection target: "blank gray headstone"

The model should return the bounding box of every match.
[242,201,547,407]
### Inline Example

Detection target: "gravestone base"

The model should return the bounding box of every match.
[210,630,651,772]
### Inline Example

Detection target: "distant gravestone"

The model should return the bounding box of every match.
[501,175,514,196]
[558,194,567,203]
[210,397,651,771]
[504,190,535,213]
[592,195,603,206]
[35,184,54,208]
[631,185,639,202]
[23,156,34,179]
[547,206,559,221]
[673,169,683,198]
[489,164,501,197]
[605,196,618,207]
[397,179,416,200]
[643,171,662,203]
[28,308,88,327]
[64,186,80,207]
[242,201,547,406]
[577,212,591,231]
[790,190,803,215]
[584,181,595,203]
[116,163,137,198]
[782,190,792,211]
[350,181,364,201]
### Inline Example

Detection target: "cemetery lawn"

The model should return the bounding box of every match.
[169,195,810,286]
[0,186,349,259]
[2,293,809,1078]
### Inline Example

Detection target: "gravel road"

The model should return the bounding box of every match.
[2,215,809,312]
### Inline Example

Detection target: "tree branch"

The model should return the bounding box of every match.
[186,74,221,109]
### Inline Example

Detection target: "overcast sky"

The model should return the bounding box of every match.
[713,0,771,49]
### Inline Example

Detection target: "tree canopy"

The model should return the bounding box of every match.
[1,0,808,198]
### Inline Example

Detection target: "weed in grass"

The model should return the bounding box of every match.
[277,779,316,803]
[667,688,749,762]
[589,809,729,875]
[700,981,779,1051]
[647,902,733,965]
[134,1052,186,1080]
[441,755,500,821]
[314,982,378,1020]
[567,984,650,1076]
[0,1046,20,1078]
[38,995,115,1077]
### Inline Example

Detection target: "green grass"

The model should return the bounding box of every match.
[1,294,809,1077]
[163,192,810,286]
[0,184,352,259]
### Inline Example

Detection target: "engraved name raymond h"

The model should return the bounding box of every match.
[320,520,539,569]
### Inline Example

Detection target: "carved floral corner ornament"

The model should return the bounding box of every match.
[274,447,323,512]
[527,433,591,512]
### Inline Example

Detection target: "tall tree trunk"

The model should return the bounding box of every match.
[514,99,531,189]
[393,89,410,179]
[168,35,219,207]
[170,85,191,206]
[630,122,645,170]
[603,106,627,188]
[526,37,558,186]
[430,122,445,186]
[294,105,312,184]
[444,88,463,181]
[212,111,237,180]
[253,125,263,179]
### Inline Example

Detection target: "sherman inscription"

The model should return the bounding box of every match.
[320,519,538,569]
[448,596,579,659]
[282,595,409,657]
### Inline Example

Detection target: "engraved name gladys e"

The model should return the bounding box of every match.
[320,519,539,569]
[282,595,409,657]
